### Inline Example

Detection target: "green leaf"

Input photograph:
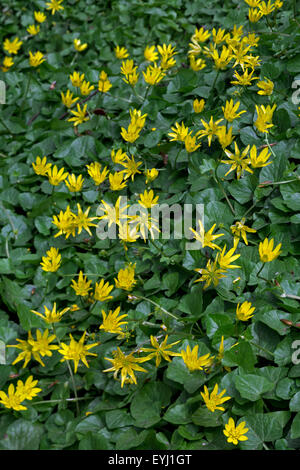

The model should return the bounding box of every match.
[130,382,171,428]
[0,419,42,450]
[234,373,274,401]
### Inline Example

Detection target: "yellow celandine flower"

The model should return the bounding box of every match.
[145,168,159,184]
[68,103,89,126]
[258,0,275,14]
[249,145,272,168]
[244,0,261,6]
[111,149,127,164]
[221,142,252,179]
[61,89,79,108]
[120,155,143,181]
[40,247,61,272]
[185,133,201,153]
[86,162,109,186]
[120,59,136,77]
[0,384,27,411]
[190,220,224,251]
[100,306,128,336]
[65,173,84,192]
[98,70,112,93]
[98,197,129,228]
[222,99,246,122]
[70,304,80,312]
[3,37,23,55]
[244,54,261,70]
[103,347,149,388]
[188,38,203,57]
[32,156,52,176]
[58,331,99,373]
[7,330,58,368]
[140,335,181,367]
[130,211,160,241]
[212,27,229,45]
[120,122,140,143]
[130,109,147,130]
[27,24,40,35]
[231,68,259,86]
[70,70,85,87]
[114,264,137,291]
[144,45,158,62]
[1,56,14,72]
[230,43,252,70]
[194,255,227,289]
[181,345,214,372]
[274,0,283,8]
[47,165,69,185]
[236,301,255,321]
[257,77,274,95]
[168,121,190,142]
[71,271,92,296]
[80,80,95,96]
[29,51,45,67]
[201,384,231,412]
[157,43,177,70]
[223,418,249,445]
[109,171,127,191]
[211,46,233,70]
[114,45,129,59]
[193,98,205,113]
[16,376,42,402]
[189,55,206,71]
[46,0,64,15]
[218,239,241,270]
[73,38,88,52]
[216,125,234,149]
[248,7,263,22]
[243,32,260,47]
[34,11,47,23]
[230,219,257,245]
[52,206,77,238]
[123,69,139,87]
[118,222,139,250]
[254,104,276,133]
[138,189,159,208]
[94,278,114,302]
[31,303,70,323]
[197,116,224,147]
[192,27,211,43]
[259,237,281,262]
[73,203,98,236]
[143,64,166,85]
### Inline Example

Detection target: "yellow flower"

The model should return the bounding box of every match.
[0,384,27,411]
[31,303,70,323]
[30,329,60,358]
[258,0,275,14]
[47,165,69,185]
[118,222,140,248]
[80,80,95,96]
[211,46,232,70]
[52,206,77,239]
[184,133,201,153]
[144,45,158,62]
[216,125,234,149]
[143,64,166,85]
[193,98,205,113]
[34,11,47,23]
[145,168,159,184]
[61,89,79,108]
[32,156,52,176]
[100,306,128,336]
[58,331,99,373]
[86,162,109,186]
[212,27,229,44]
[138,189,159,208]
[46,0,64,15]
[40,247,61,272]
[73,203,98,236]
[194,256,227,289]
[236,301,255,321]
[7,330,58,368]
[254,104,276,133]
[71,271,92,296]
[140,335,181,367]
[201,384,231,412]
[29,51,45,67]
[123,69,139,87]
[70,70,85,87]
[1,56,14,72]
[109,171,128,191]
[157,43,177,70]
[190,220,224,251]
[114,264,137,291]
[197,116,224,147]
[103,347,148,387]
[189,55,206,71]
[27,24,40,35]
[3,37,23,55]
[120,59,136,77]
[168,121,190,142]
[259,237,281,262]
[130,212,160,241]
[74,38,88,52]
[221,142,252,179]
[231,68,259,86]
[218,239,241,270]
[98,70,112,93]
[65,173,84,192]
[94,279,114,302]
[114,45,129,59]
[223,418,249,445]
[249,145,272,168]
[181,345,214,372]
[16,376,42,401]
[111,149,127,164]
[120,155,142,181]
[257,77,274,95]
[244,0,262,6]
[222,99,246,122]
[68,103,89,126]
[192,27,211,43]
[230,219,257,245]
[98,197,129,228]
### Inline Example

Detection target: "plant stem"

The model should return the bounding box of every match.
[133,295,180,321]
[20,72,32,111]
[31,397,93,406]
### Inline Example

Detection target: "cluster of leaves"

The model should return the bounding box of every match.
[1,0,300,451]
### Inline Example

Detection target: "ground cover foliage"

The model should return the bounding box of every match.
[0,0,300,451]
